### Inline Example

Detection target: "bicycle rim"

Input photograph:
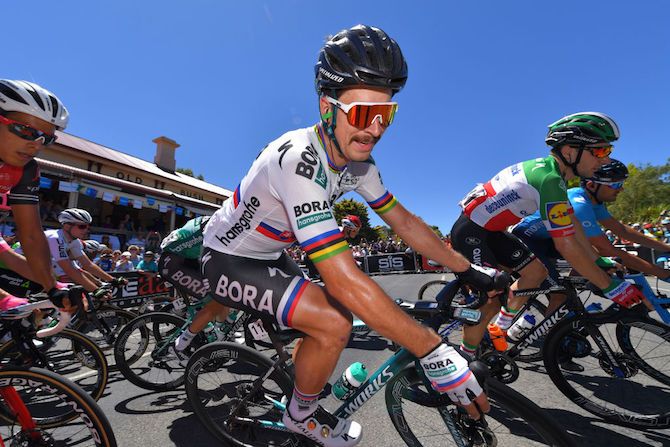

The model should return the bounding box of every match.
[185,342,299,446]
[0,366,117,446]
[0,329,108,407]
[544,314,670,429]
[617,319,670,386]
[385,368,575,446]
[74,306,137,370]
[114,312,187,391]
[418,280,449,301]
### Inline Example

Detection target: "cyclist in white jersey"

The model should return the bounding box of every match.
[46,209,123,293]
[202,24,506,447]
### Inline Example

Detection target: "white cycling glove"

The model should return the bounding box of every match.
[419,343,483,405]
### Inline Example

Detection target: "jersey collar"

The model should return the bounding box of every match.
[314,124,345,173]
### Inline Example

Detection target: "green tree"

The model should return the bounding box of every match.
[176,167,205,181]
[608,159,670,223]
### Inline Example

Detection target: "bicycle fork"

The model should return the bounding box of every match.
[0,386,40,443]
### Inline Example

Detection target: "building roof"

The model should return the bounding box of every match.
[55,131,233,198]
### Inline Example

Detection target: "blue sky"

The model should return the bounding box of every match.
[5,1,669,233]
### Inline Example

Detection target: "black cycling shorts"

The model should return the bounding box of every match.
[511,228,561,286]
[158,253,209,300]
[0,268,43,298]
[201,248,308,329]
[451,213,535,272]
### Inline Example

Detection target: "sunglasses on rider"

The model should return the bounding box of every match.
[325,96,398,129]
[584,145,613,159]
[0,115,57,146]
[70,223,89,230]
[596,181,624,190]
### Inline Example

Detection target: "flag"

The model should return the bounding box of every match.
[39,177,53,189]
[133,200,143,209]
[84,187,98,198]
[119,197,130,206]
[58,181,79,192]
[159,204,169,213]
[175,206,184,215]
[146,197,156,206]
[102,192,115,202]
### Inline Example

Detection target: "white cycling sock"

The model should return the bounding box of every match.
[288,387,320,421]
[175,328,196,351]
[494,306,518,331]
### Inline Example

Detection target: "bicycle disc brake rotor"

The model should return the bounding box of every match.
[480,352,519,384]
[596,352,639,378]
[12,428,55,446]
[452,409,497,447]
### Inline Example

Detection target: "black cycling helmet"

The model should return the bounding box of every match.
[588,159,629,183]
[582,159,628,203]
[315,24,408,96]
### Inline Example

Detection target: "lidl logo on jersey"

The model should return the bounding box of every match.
[546,202,572,228]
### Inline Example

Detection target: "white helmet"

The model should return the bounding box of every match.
[58,208,92,225]
[0,80,69,130]
[83,239,102,253]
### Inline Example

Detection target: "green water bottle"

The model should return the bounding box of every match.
[332,362,368,400]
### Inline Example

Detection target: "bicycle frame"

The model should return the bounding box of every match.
[625,273,670,324]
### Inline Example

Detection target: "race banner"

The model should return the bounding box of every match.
[109,271,172,308]
[366,252,416,274]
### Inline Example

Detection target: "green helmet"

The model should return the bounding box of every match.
[545,112,620,147]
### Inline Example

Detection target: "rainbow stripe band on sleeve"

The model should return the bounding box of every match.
[368,191,398,215]
[301,229,349,263]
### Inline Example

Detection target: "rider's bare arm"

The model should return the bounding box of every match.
[602,217,670,253]
[12,204,57,290]
[77,255,114,282]
[378,203,470,273]
[554,233,611,289]
[590,233,669,278]
[316,250,441,358]
[0,249,43,283]
[57,260,98,292]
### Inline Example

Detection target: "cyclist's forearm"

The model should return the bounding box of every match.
[20,233,56,290]
[381,204,469,272]
[595,242,667,277]
[82,259,114,282]
[619,225,670,252]
[324,268,440,356]
[0,250,42,284]
[61,265,98,292]
[555,236,611,289]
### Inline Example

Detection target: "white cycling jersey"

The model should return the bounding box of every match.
[44,228,84,277]
[203,125,398,263]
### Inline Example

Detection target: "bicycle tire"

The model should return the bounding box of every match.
[418,280,448,301]
[0,328,108,403]
[185,342,302,446]
[114,312,189,391]
[385,367,576,446]
[0,366,117,446]
[543,312,670,429]
[72,305,137,370]
[511,299,548,363]
[616,318,670,386]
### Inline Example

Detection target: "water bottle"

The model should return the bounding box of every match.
[332,362,368,400]
[487,324,508,351]
[507,314,537,341]
[585,302,603,313]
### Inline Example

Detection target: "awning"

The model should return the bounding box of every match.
[36,158,220,212]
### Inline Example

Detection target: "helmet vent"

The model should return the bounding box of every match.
[0,84,26,105]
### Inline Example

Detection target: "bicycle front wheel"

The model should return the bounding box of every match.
[0,366,117,446]
[544,312,670,429]
[0,328,108,403]
[114,312,188,391]
[73,305,137,370]
[185,342,299,446]
[385,367,575,446]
